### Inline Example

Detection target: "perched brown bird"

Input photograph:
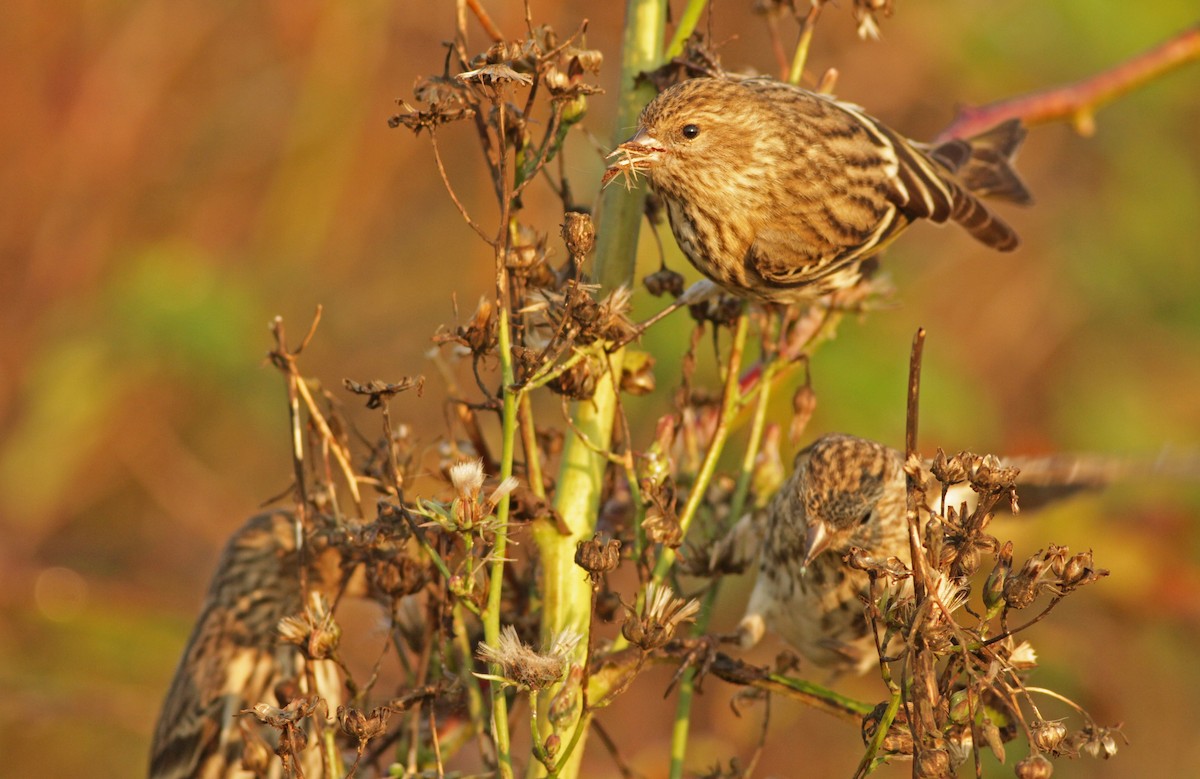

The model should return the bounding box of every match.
[721,434,1133,676]
[606,77,1032,302]
[149,512,344,779]
[737,434,910,675]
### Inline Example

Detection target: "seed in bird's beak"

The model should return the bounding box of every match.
[602,129,666,188]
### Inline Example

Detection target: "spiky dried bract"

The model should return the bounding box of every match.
[606,77,1031,303]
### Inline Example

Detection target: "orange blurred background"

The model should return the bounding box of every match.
[2,1,1198,776]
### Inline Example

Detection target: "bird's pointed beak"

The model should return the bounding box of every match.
[616,127,660,153]
[799,521,831,573]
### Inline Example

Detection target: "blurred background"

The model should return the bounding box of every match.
[2,0,1198,776]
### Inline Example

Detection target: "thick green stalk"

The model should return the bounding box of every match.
[487,304,519,779]
[529,2,666,777]
[668,333,771,779]
[591,0,665,292]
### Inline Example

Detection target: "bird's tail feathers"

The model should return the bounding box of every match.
[947,184,1021,251]
[929,119,1033,205]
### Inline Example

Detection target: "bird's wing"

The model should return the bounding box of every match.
[828,99,959,224]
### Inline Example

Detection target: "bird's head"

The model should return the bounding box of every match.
[796,434,901,569]
[602,78,767,194]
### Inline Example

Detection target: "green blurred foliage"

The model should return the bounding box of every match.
[1,0,1197,776]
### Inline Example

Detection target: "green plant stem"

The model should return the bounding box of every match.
[786,3,824,85]
[529,2,666,775]
[591,0,664,293]
[664,0,708,59]
[853,690,902,778]
[518,393,546,499]
[667,337,773,779]
[651,311,750,582]
[453,603,491,765]
[486,304,519,779]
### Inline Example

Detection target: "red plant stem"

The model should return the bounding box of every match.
[938,24,1199,141]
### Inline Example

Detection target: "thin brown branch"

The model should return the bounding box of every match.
[938,24,1200,140]
[466,0,505,42]
[429,127,495,245]
[590,719,645,779]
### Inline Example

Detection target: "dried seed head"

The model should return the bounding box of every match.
[984,540,1014,611]
[548,663,583,726]
[1079,725,1123,759]
[596,286,637,342]
[687,293,742,327]
[477,625,580,690]
[485,476,520,510]
[619,349,657,396]
[278,592,340,659]
[643,267,685,298]
[954,543,982,577]
[575,534,622,581]
[930,572,970,622]
[548,358,598,399]
[1031,719,1068,753]
[277,723,309,755]
[931,448,968,486]
[1004,555,1048,610]
[969,454,1020,494]
[925,515,946,569]
[853,0,894,39]
[915,748,950,778]
[1060,549,1107,590]
[621,583,700,651]
[1046,544,1070,577]
[982,718,1007,763]
[239,726,272,774]
[789,382,817,447]
[1009,640,1039,670]
[450,459,486,500]
[561,211,595,260]
[249,695,320,727]
[336,705,390,744]
[1015,753,1054,779]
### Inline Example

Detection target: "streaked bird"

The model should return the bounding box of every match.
[149,512,343,779]
[606,77,1031,303]
[718,434,1147,676]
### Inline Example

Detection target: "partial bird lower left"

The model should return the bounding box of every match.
[149,511,349,779]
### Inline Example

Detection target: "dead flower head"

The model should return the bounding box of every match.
[476,625,581,691]
[277,592,341,659]
[621,583,701,651]
[337,704,390,745]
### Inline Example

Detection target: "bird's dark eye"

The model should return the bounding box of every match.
[859,511,873,525]
[681,124,701,140]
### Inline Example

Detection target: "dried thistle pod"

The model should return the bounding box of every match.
[574,534,621,583]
